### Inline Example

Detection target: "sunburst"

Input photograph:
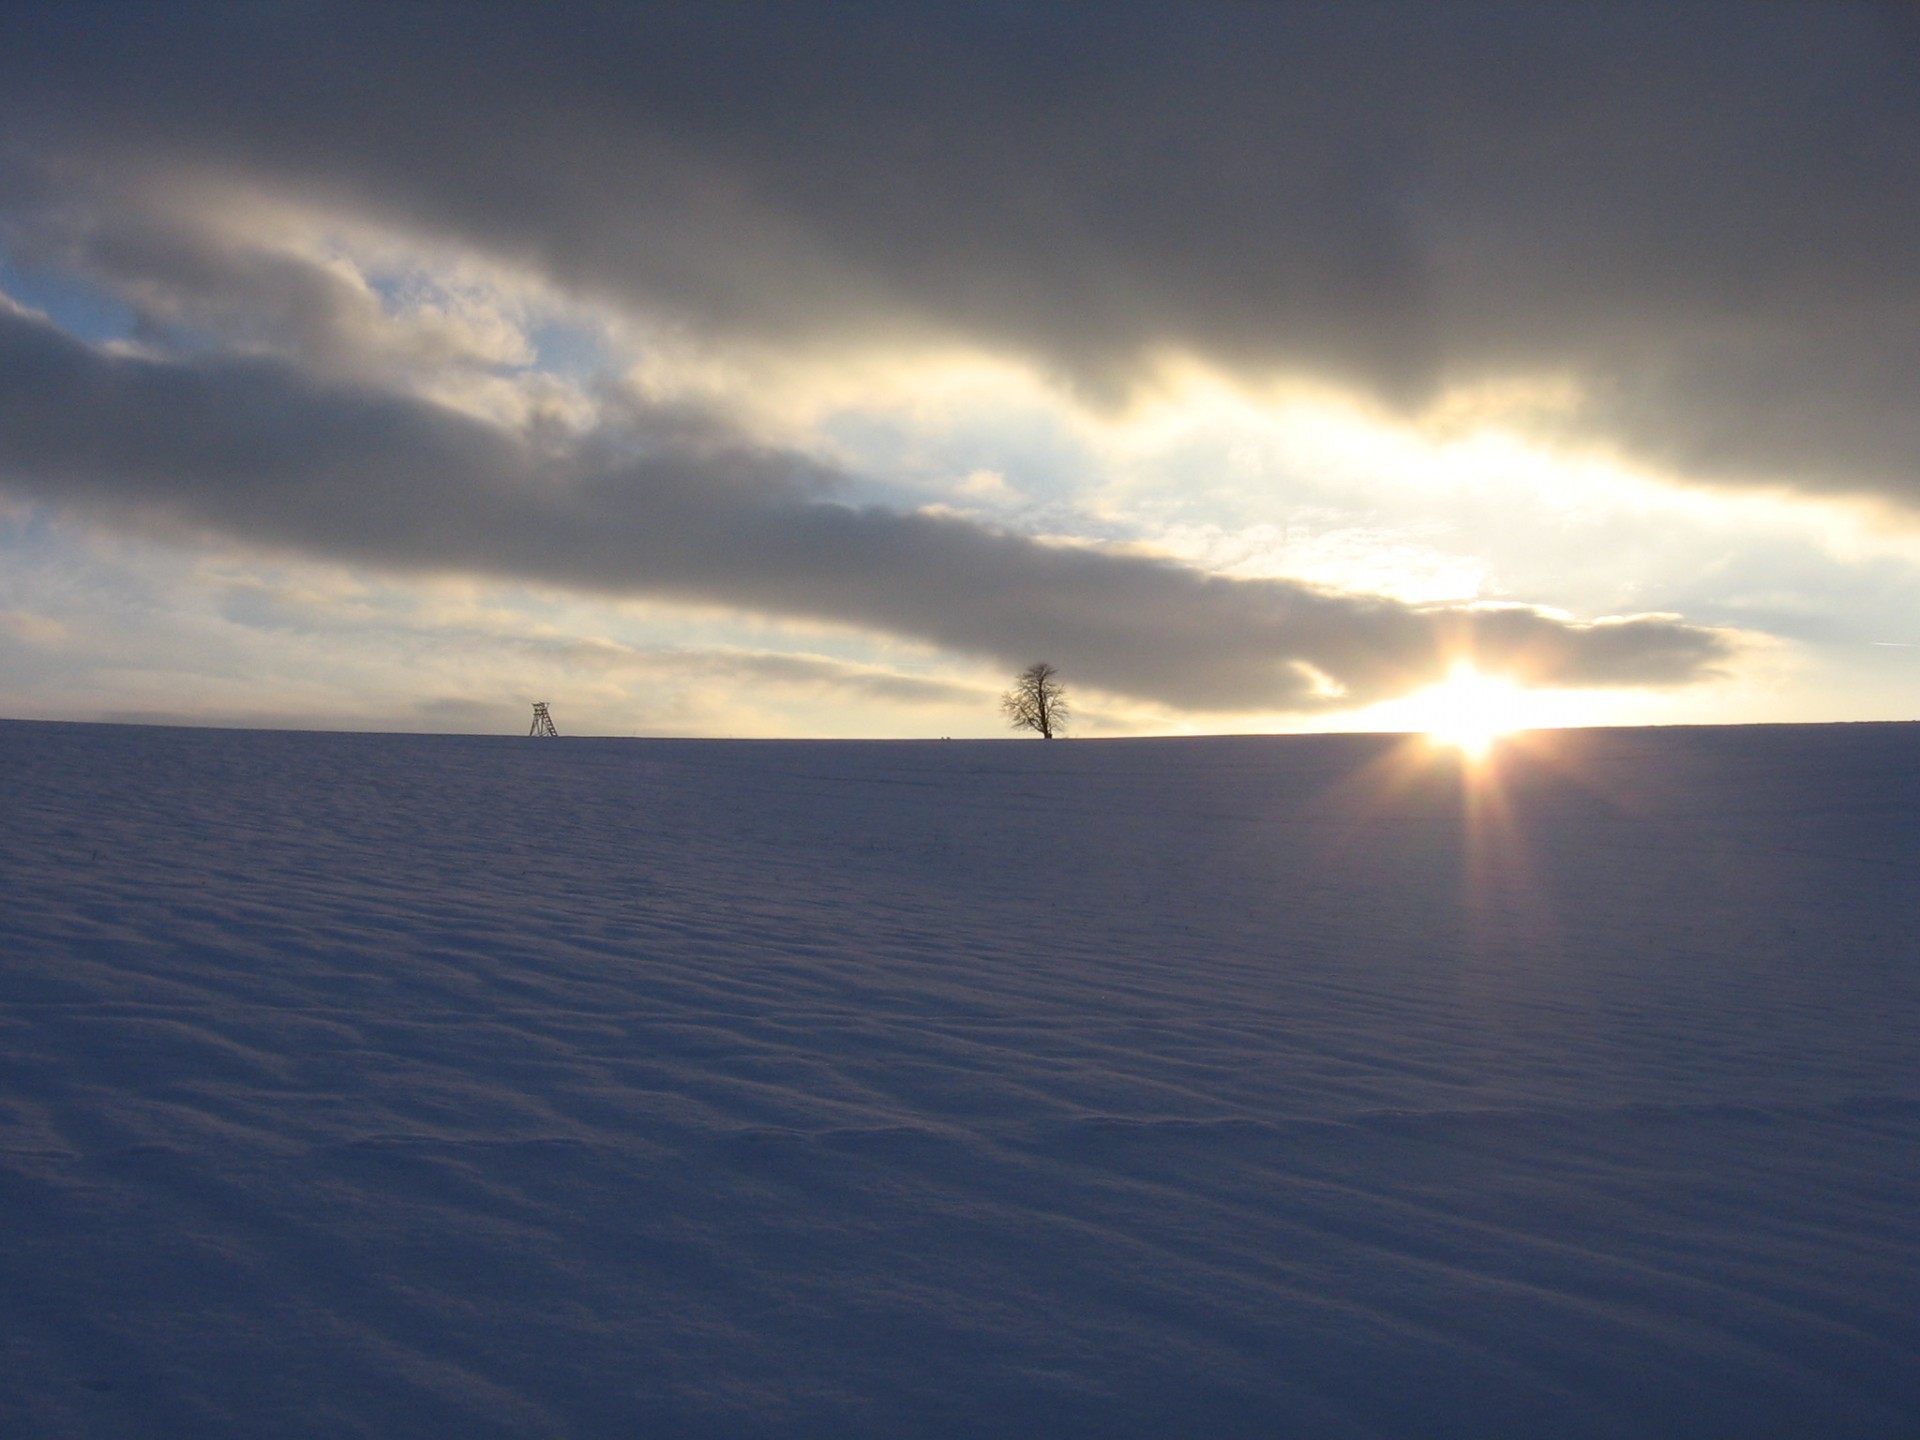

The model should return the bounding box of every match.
[1415,662,1525,760]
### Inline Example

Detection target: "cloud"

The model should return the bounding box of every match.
[0,302,1728,710]
[636,649,984,709]
[3,3,1916,505]
[0,608,67,647]
[0,155,599,434]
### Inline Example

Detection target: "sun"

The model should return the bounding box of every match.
[1416,662,1525,760]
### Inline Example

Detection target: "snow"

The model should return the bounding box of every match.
[2,719,1917,1437]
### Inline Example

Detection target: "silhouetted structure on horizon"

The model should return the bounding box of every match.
[529,702,559,737]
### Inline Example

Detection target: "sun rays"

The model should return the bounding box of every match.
[1311,665,1598,982]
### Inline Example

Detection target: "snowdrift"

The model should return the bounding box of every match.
[3,720,1917,1437]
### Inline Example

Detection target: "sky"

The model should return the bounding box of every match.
[2,1,1919,739]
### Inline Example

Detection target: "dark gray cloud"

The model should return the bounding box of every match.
[4,2,1917,501]
[0,304,1727,709]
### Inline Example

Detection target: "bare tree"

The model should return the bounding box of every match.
[1001,661,1069,739]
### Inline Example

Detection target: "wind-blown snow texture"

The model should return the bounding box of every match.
[3,720,1917,1438]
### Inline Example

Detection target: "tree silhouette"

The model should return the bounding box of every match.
[1001,662,1069,739]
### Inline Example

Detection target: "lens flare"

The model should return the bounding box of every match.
[1418,662,1524,760]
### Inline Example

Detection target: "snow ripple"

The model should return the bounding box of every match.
[2,721,1917,1437]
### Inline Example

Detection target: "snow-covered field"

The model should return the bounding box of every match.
[3,719,1917,1438]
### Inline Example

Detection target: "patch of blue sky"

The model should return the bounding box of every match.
[359,270,408,302]
[0,250,135,344]
[0,504,87,564]
[0,248,233,359]
[818,396,1102,513]
[526,320,617,380]
[1661,542,1920,648]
